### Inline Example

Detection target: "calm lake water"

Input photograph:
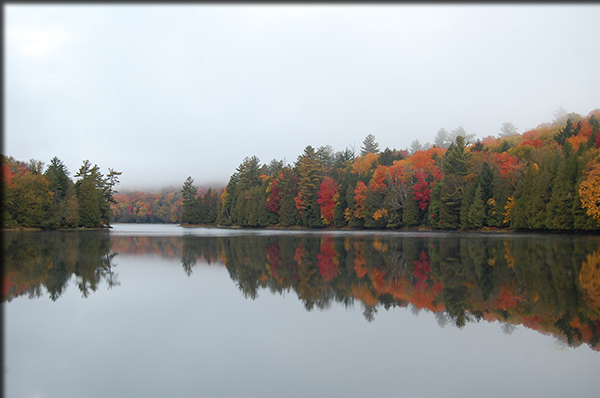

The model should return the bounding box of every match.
[4,224,600,398]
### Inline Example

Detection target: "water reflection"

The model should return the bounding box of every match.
[3,230,119,301]
[4,230,600,350]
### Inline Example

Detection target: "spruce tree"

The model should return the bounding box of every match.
[77,176,101,227]
[180,176,199,224]
[296,146,324,226]
[545,152,574,230]
[468,186,486,229]
[360,134,380,155]
[44,157,71,205]
[525,150,559,229]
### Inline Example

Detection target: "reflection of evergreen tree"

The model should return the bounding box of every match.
[45,262,71,301]
[3,231,117,302]
[74,231,113,297]
[442,285,470,328]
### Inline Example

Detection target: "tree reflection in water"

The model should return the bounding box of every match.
[3,230,118,301]
[4,230,600,350]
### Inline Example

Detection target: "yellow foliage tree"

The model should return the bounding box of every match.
[352,152,379,177]
[503,197,515,225]
[579,159,600,226]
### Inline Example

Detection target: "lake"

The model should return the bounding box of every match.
[4,224,600,398]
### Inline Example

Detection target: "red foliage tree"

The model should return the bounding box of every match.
[413,251,431,286]
[413,170,431,210]
[317,176,339,226]
[266,178,282,214]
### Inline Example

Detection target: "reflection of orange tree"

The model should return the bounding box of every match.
[353,241,368,279]
[580,252,600,312]
[491,286,523,312]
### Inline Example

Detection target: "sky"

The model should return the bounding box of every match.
[5,4,600,191]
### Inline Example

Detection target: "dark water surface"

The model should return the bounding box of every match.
[4,224,600,398]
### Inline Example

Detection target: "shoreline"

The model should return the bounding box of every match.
[3,223,599,235]
[176,223,599,235]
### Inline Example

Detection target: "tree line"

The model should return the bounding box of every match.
[180,109,600,231]
[4,108,599,231]
[111,188,184,224]
[1,156,121,228]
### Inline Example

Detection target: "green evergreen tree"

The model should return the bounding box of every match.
[279,195,294,227]
[460,181,476,229]
[296,146,325,227]
[76,176,101,227]
[428,182,442,228]
[73,160,119,228]
[219,174,239,225]
[360,134,380,155]
[229,156,263,226]
[526,150,559,229]
[180,176,199,224]
[277,167,300,227]
[44,157,71,205]
[468,185,486,229]
[545,151,575,230]
[438,136,470,229]
[204,188,219,224]
[378,147,403,166]
[554,118,581,146]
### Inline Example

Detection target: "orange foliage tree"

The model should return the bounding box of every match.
[353,181,368,219]
[579,159,600,225]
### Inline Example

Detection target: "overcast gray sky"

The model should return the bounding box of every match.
[5,4,600,191]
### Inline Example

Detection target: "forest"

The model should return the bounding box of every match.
[1,156,121,229]
[2,108,600,231]
[178,109,600,232]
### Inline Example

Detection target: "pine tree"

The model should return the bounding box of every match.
[360,134,380,155]
[468,185,486,229]
[296,146,325,226]
[460,182,475,229]
[525,150,559,229]
[180,176,199,224]
[545,151,575,230]
[437,137,470,229]
[44,157,71,205]
[77,176,101,227]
